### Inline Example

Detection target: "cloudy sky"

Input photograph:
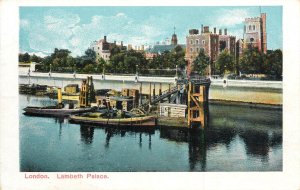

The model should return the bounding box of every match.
[20,6,282,57]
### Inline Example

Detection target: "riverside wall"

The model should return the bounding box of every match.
[19,70,282,105]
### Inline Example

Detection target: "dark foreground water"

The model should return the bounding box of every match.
[19,94,282,172]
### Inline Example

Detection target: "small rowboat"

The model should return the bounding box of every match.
[69,115,156,127]
[23,106,95,117]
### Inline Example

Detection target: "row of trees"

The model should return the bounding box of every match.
[19,53,43,63]
[24,46,186,76]
[20,46,282,80]
[192,47,282,80]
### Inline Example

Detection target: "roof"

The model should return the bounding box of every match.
[159,103,187,108]
[146,44,186,54]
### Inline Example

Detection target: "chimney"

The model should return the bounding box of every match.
[104,36,107,42]
[214,27,216,34]
[201,24,203,34]
[219,29,222,35]
[224,28,227,35]
[189,29,199,35]
[204,26,209,33]
[114,40,116,44]
[121,41,123,47]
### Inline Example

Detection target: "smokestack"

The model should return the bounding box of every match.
[219,29,222,35]
[224,28,227,35]
[201,24,203,34]
[214,27,216,34]
[104,36,107,42]
[204,26,209,33]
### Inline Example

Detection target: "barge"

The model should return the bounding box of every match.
[69,114,156,127]
[23,106,95,117]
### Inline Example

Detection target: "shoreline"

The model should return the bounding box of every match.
[209,99,282,110]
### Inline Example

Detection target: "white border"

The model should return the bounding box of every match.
[1,0,300,190]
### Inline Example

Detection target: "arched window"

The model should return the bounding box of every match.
[253,25,255,30]
[190,48,193,52]
[195,40,199,44]
[196,47,199,52]
[190,40,193,44]
[202,40,205,45]
[249,25,251,31]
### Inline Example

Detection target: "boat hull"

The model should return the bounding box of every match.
[69,115,156,127]
[23,106,94,117]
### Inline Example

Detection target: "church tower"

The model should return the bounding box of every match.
[171,27,178,45]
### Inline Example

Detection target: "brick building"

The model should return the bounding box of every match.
[185,26,236,76]
[243,13,267,54]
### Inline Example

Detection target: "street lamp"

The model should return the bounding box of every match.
[73,66,76,79]
[135,64,138,83]
[102,64,105,80]
[49,64,52,77]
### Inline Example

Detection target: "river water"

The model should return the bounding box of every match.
[19,94,282,172]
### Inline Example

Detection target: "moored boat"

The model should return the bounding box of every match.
[23,106,95,117]
[23,87,95,117]
[69,114,156,127]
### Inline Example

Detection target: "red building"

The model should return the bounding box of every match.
[185,26,236,76]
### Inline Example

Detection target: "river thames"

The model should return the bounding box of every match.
[19,94,282,172]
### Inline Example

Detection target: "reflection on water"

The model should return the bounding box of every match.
[19,94,282,172]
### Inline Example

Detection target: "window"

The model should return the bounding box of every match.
[196,48,199,52]
[190,48,193,52]
[195,40,199,44]
[202,40,205,45]
[98,47,100,50]
[249,25,251,30]
[213,38,217,44]
[190,40,193,44]
[253,25,255,30]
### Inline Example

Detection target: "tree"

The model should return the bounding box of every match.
[84,49,96,61]
[82,64,95,73]
[23,53,30,63]
[239,47,264,74]
[192,49,210,75]
[263,49,282,80]
[215,50,235,75]
[30,54,43,63]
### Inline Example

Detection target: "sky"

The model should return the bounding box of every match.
[19,6,282,57]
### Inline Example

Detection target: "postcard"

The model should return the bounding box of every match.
[1,0,300,190]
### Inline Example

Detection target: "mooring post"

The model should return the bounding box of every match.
[153,83,156,98]
[149,82,152,104]
[140,82,143,106]
[187,82,191,127]
[168,83,171,103]
[159,83,162,96]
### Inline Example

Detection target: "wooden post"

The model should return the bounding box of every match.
[140,82,143,106]
[149,82,152,104]
[153,83,156,98]
[57,88,62,104]
[159,83,162,96]
[168,83,171,103]
[187,82,191,127]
